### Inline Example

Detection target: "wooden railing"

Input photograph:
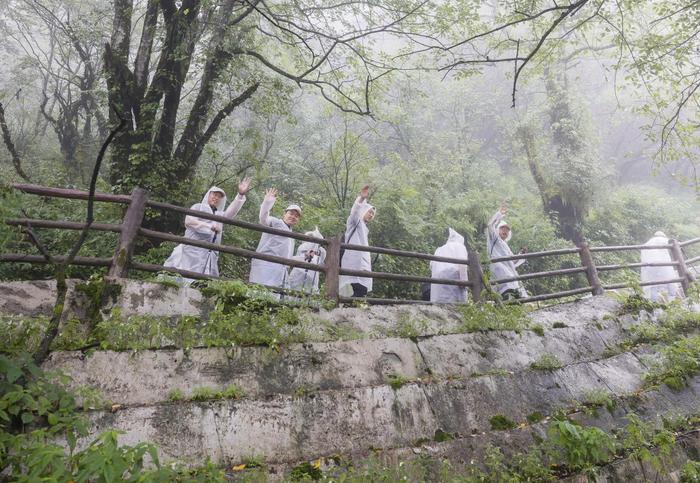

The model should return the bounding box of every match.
[2,183,698,306]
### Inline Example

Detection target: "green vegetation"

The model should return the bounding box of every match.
[531,324,545,336]
[530,353,563,371]
[289,461,323,481]
[644,335,700,390]
[377,312,428,340]
[545,420,616,473]
[489,414,517,431]
[433,428,455,442]
[168,388,185,402]
[190,384,246,402]
[581,389,617,412]
[458,303,530,333]
[0,353,227,481]
[470,368,511,378]
[551,321,568,329]
[526,411,545,424]
[386,374,411,390]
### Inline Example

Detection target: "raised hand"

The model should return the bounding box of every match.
[264,188,278,203]
[499,201,508,216]
[238,177,252,195]
[360,185,370,200]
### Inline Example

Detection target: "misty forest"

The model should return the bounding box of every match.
[1,0,700,299]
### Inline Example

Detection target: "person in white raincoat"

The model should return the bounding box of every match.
[249,188,301,290]
[486,204,528,299]
[340,185,376,298]
[430,228,469,303]
[641,231,682,302]
[164,178,251,279]
[287,227,326,294]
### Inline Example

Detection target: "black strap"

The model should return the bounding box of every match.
[340,219,362,263]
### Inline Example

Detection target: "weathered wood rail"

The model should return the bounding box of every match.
[2,183,698,306]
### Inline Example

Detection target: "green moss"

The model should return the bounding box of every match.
[531,324,545,337]
[433,428,455,442]
[526,411,545,424]
[489,414,517,430]
[551,321,568,329]
[386,374,411,390]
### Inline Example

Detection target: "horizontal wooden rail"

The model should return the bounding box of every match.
[12,183,132,204]
[602,277,686,291]
[339,267,472,287]
[686,255,700,265]
[505,286,594,304]
[680,237,700,248]
[6,218,122,233]
[0,254,113,267]
[490,266,586,285]
[589,243,672,252]
[340,242,470,265]
[146,200,326,245]
[489,247,581,264]
[138,228,323,272]
[596,261,680,271]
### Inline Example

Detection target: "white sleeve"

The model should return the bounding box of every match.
[224,194,246,219]
[184,204,213,234]
[259,197,275,226]
[488,209,504,238]
[349,196,366,222]
[514,259,526,268]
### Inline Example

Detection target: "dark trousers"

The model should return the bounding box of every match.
[351,283,368,298]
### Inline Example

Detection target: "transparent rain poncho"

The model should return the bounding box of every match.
[430,228,469,303]
[164,186,246,278]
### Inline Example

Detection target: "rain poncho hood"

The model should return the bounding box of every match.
[641,232,681,302]
[496,220,512,242]
[487,209,527,297]
[287,227,326,294]
[340,196,374,293]
[164,186,246,281]
[430,228,469,303]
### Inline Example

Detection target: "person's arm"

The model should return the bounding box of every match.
[259,188,277,226]
[349,185,370,221]
[224,177,251,218]
[488,206,506,237]
[513,248,528,268]
[185,204,215,234]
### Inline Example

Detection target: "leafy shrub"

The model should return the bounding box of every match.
[546,420,616,472]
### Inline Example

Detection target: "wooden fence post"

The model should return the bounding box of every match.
[670,239,693,293]
[324,234,341,303]
[467,246,483,302]
[578,242,604,296]
[108,188,148,278]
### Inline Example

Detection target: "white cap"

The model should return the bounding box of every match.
[285,204,302,215]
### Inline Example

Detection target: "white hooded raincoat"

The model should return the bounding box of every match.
[249,197,294,288]
[287,228,326,294]
[430,228,469,303]
[164,186,246,278]
[487,209,528,297]
[340,196,374,293]
[641,232,682,302]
